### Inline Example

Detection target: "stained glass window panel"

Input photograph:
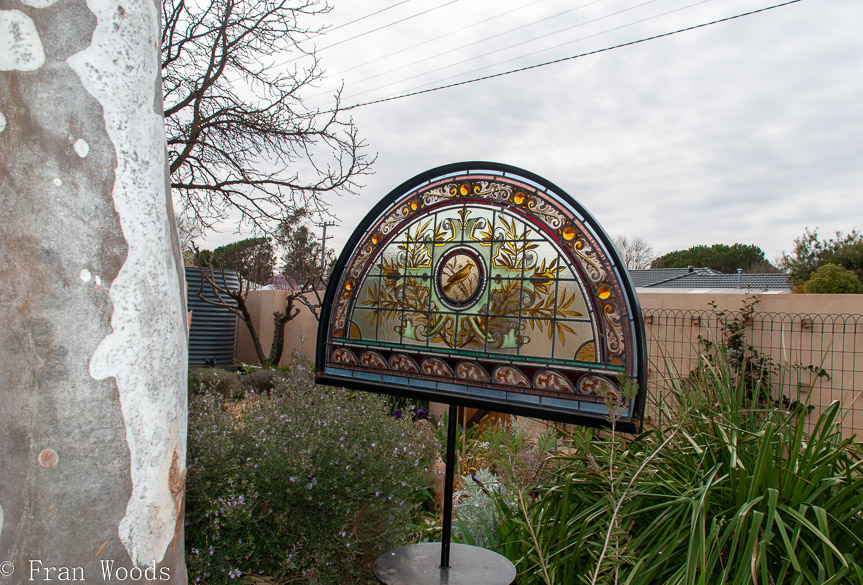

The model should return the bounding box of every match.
[317,163,646,432]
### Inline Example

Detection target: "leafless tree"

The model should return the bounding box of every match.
[613,235,655,271]
[175,208,202,251]
[162,0,374,236]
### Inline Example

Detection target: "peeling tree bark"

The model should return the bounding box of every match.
[0,0,187,582]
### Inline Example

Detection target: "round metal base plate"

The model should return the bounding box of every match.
[373,543,516,585]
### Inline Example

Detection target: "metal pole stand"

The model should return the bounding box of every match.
[373,405,516,585]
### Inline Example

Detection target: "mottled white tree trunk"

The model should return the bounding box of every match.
[0,0,187,582]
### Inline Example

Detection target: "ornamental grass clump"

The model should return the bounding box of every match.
[185,359,438,584]
[459,349,863,585]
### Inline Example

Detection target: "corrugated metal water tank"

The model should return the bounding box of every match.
[185,267,241,368]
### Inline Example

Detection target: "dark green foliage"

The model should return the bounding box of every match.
[185,360,439,584]
[782,228,863,287]
[690,297,820,413]
[385,394,430,419]
[799,263,863,294]
[195,248,213,266]
[652,243,774,273]
[211,237,275,284]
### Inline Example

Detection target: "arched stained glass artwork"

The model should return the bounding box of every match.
[316,162,646,431]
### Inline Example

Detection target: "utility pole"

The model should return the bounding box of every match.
[317,221,336,274]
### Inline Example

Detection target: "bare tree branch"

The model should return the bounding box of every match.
[613,235,655,271]
[163,0,374,236]
[175,208,202,253]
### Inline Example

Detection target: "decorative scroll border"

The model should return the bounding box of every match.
[330,174,632,369]
[330,345,623,402]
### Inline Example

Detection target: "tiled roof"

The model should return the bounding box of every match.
[628,268,791,291]
[628,267,721,288]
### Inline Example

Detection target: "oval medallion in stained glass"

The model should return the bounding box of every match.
[317,162,646,432]
[435,248,485,310]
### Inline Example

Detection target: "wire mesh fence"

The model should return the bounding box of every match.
[643,305,863,441]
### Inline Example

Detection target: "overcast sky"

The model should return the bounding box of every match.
[197,0,863,267]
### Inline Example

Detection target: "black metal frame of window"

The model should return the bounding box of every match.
[316,161,647,433]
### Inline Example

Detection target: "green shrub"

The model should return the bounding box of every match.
[240,368,281,395]
[799,263,863,294]
[188,367,241,399]
[185,361,439,584]
[453,468,509,548]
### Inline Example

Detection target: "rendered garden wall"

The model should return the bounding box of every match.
[237,290,863,439]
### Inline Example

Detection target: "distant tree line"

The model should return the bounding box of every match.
[614,229,863,294]
[192,224,863,367]
[650,243,776,274]
[194,210,333,287]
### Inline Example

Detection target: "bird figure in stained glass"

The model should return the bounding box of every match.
[443,262,473,294]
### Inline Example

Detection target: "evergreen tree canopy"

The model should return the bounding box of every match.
[211,237,275,285]
[651,243,772,273]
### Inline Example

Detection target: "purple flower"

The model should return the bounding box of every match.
[414,407,429,421]
[393,409,402,420]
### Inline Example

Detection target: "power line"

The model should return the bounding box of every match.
[334,0,611,90]
[333,0,551,77]
[276,0,464,68]
[316,0,463,53]
[333,0,665,105]
[340,0,804,111]
[301,0,558,105]
[349,0,714,104]
[306,0,700,111]
[324,0,417,36]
